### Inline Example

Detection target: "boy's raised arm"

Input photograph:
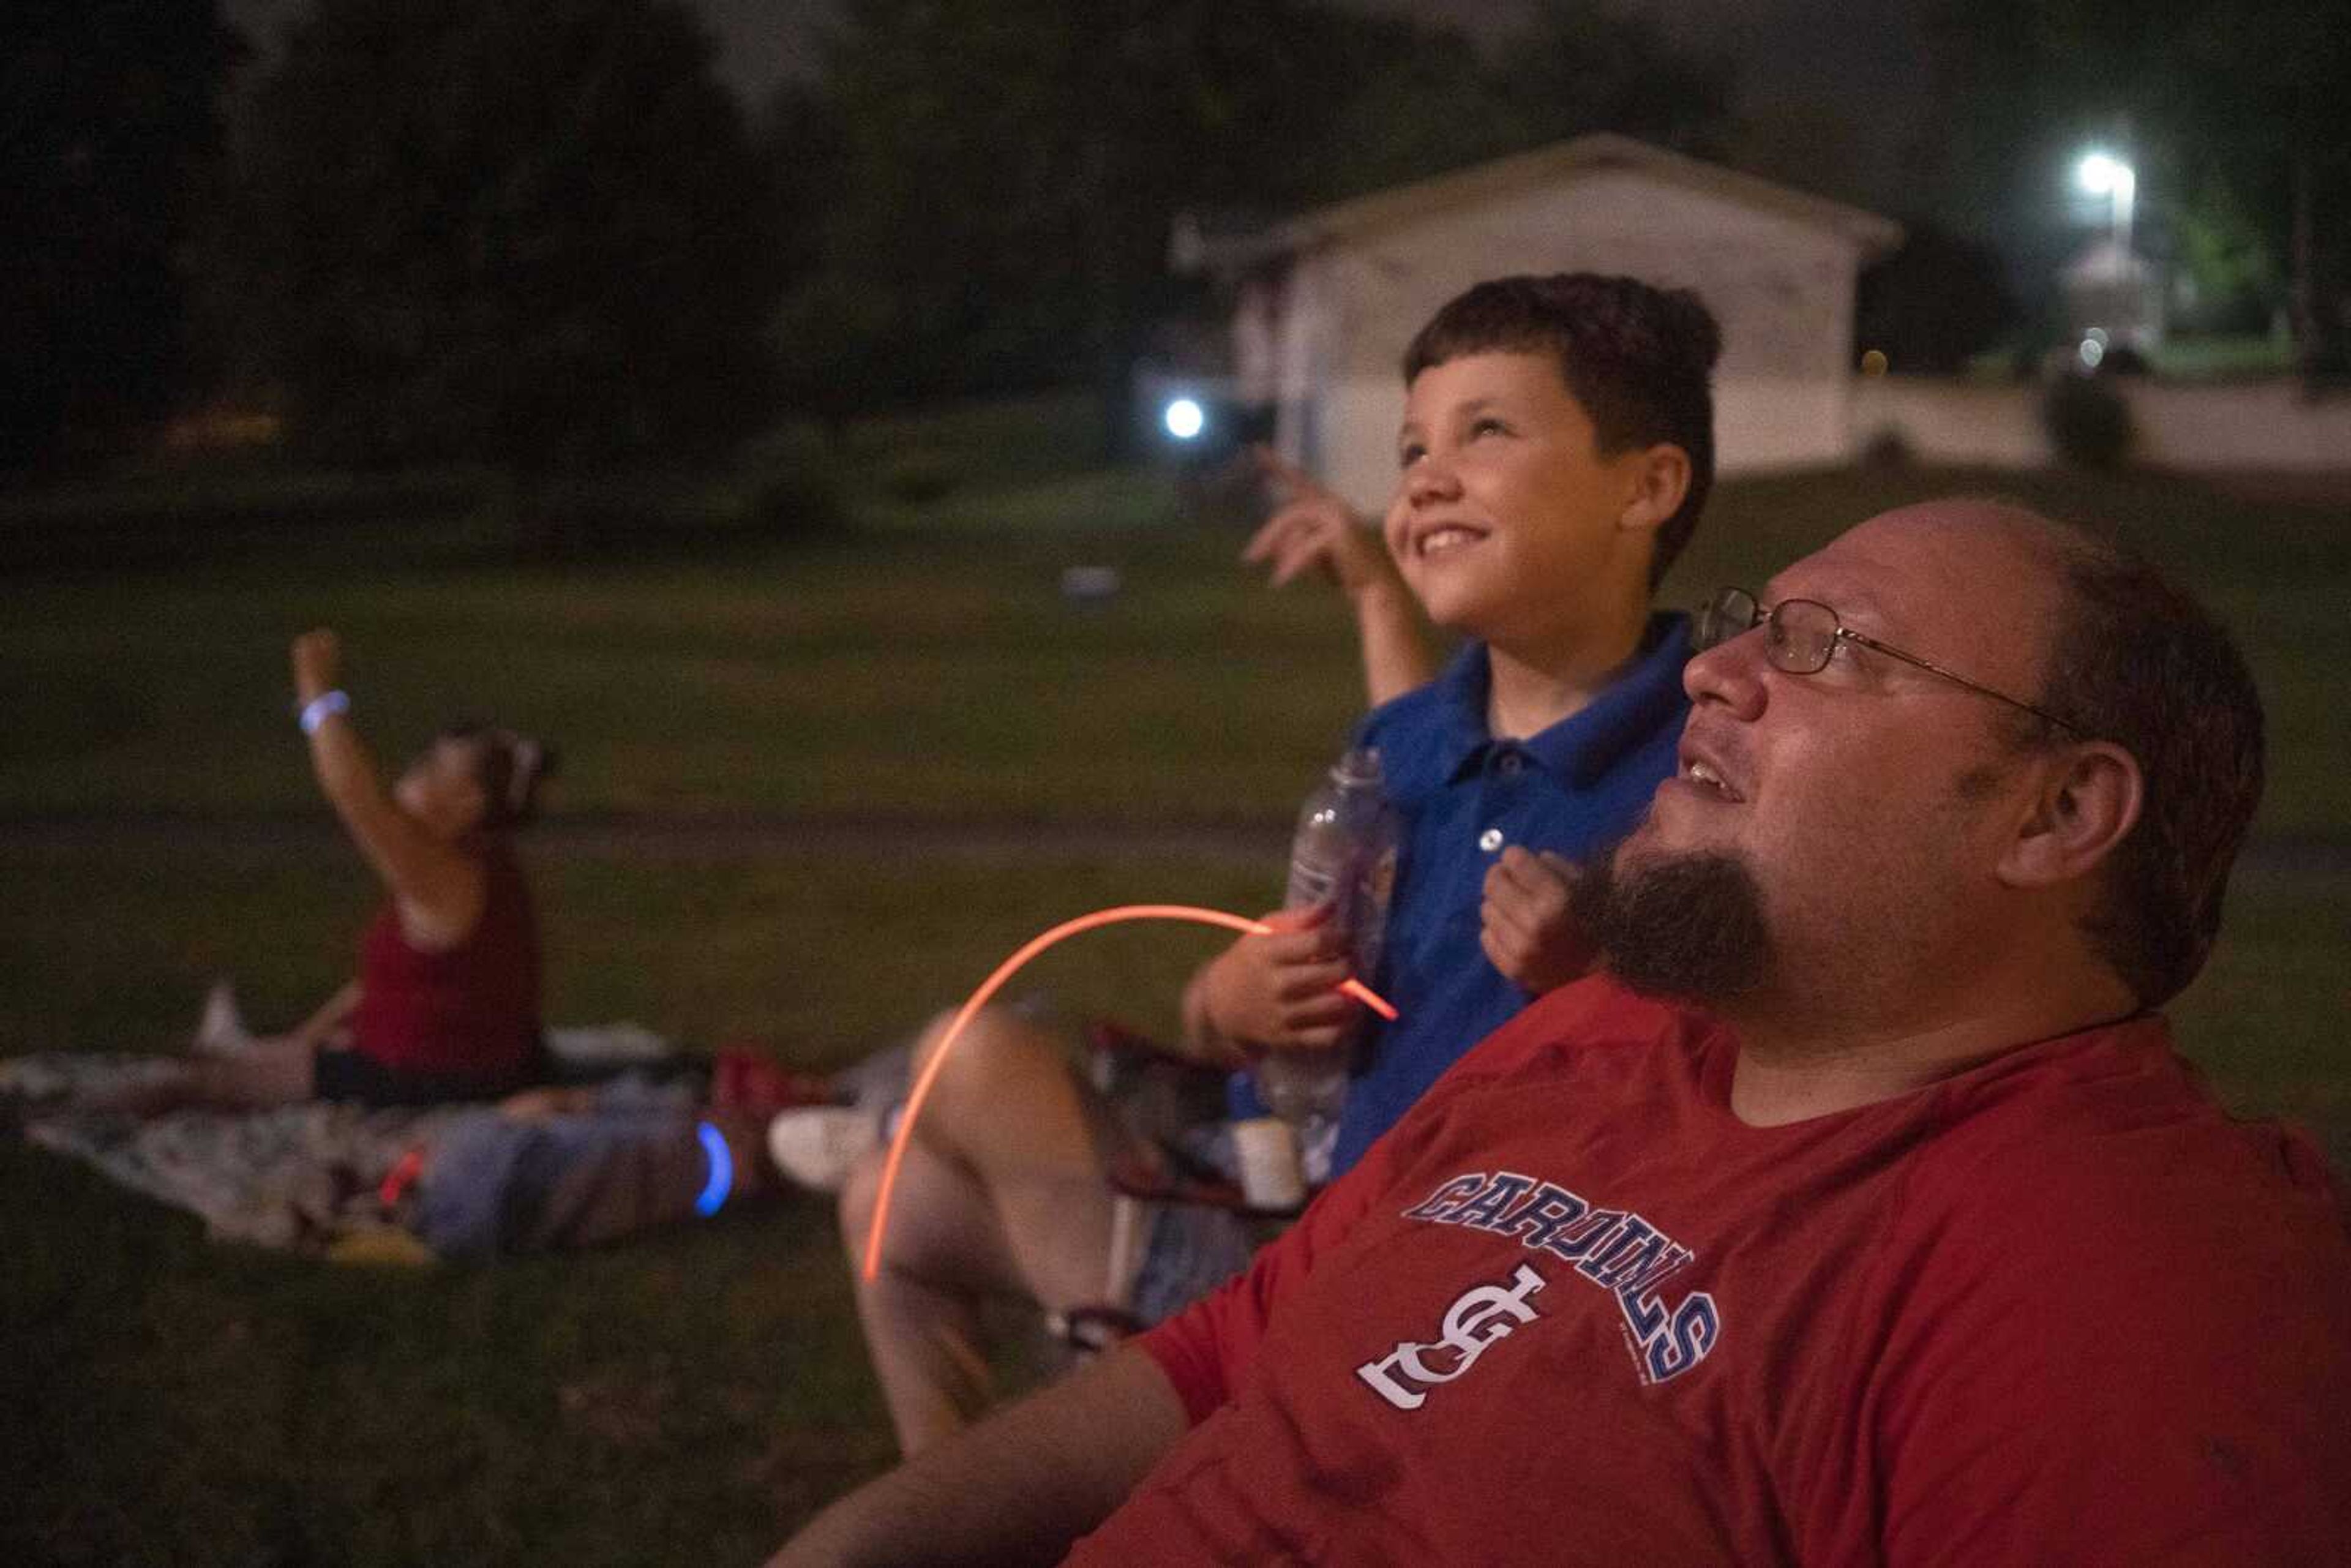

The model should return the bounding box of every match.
[1241,446,1435,706]
[768,1346,1188,1568]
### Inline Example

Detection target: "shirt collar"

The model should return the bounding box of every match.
[1444,612,1692,788]
[1423,643,1499,781]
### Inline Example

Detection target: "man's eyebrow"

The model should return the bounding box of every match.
[1764,579,1898,632]
[1831,589,1899,634]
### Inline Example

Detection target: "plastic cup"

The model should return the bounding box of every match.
[1232,1116,1307,1210]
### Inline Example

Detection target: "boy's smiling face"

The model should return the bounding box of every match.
[1382,349,1661,653]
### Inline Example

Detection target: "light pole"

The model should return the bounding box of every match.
[2077,151,2136,258]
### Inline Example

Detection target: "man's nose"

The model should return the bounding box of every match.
[1684,625,1768,720]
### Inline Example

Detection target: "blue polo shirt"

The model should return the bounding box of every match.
[1324,613,1690,1176]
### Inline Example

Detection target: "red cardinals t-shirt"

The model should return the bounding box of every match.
[1084,977,2351,1566]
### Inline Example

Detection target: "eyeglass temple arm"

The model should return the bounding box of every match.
[1835,628,2085,737]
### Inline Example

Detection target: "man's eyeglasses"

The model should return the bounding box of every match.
[1694,587,2088,738]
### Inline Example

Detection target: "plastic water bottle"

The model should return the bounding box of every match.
[1253,746,1399,1135]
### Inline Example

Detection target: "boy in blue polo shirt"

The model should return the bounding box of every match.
[820,274,1720,1454]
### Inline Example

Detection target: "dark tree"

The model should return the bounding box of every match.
[1235,9,1504,204]
[217,0,779,470]
[1857,222,2016,373]
[1488,2,1731,162]
[778,0,1364,422]
[0,1,241,469]
[776,0,1731,432]
[1924,0,2351,375]
[1296,1,1728,202]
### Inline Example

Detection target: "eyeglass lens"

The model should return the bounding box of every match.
[1765,601,1836,673]
[1699,588,1756,651]
[1699,590,1835,674]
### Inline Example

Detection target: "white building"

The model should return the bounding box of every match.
[2060,236,2165,359]
[1185,133,1904,512]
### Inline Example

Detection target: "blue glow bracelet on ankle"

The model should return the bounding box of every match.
[694,1121,733,1216]
[299,689,350,735]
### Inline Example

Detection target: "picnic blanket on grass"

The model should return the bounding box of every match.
[1,1022,677,1257]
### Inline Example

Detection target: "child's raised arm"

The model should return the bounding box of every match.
[1240,446,1434,705]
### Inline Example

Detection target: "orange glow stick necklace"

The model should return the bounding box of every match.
[859,903,1397,1281]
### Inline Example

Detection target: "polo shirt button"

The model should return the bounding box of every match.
[1478,827,1504,852]
[1496,752,1523,777]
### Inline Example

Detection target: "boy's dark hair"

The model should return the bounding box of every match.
[439,722,559,830]
[1402,273,1720,588]
[2014,528,2265,1008]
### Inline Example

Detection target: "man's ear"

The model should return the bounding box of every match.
[1617,443,1692,536]
[1996,741,2143,889]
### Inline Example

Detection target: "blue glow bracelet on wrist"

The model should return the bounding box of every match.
[299,689,350,735]
[694,1121,734,1217]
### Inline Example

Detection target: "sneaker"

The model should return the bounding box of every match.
[192,978,255,1057]
[763,1105,878,1193]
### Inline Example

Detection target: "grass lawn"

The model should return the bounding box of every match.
[3,423,2347,1564]
[0,845,1272,1568]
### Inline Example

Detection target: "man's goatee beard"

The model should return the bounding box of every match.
[1570,841,1774,1007]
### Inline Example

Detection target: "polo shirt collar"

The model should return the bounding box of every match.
[1441,612,1692,789]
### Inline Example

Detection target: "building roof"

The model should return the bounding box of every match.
[1192,132,1904,272]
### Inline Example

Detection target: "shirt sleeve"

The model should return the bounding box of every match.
[1133,1123,1393,1424]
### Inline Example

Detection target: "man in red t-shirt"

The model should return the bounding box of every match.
[771,500,2351,1567]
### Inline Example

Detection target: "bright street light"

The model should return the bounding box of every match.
[2075,151,2136,254]
[2076,151,2130,197]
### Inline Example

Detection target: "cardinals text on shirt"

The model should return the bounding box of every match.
[1365,1169,1720,1405]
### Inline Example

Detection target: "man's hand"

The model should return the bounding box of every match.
[291,628,342,704]
[1190,904,1356,1059]
[1480,847,1594,994]
[1240,446,1406,603]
